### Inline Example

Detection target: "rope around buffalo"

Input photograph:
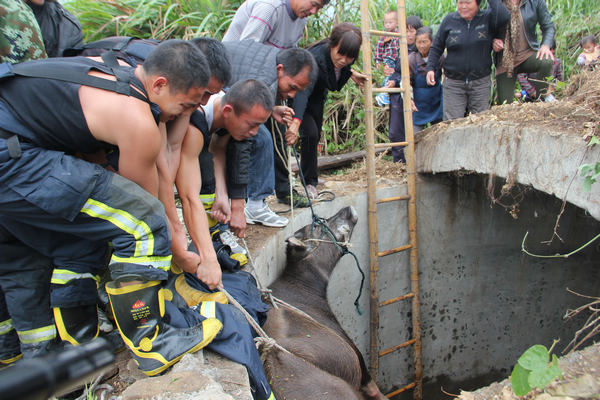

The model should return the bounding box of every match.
[290,145,365,315]
[219,287,290,355]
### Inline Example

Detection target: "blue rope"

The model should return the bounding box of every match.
[291,145,365,315]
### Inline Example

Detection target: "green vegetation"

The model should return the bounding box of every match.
[579,136,600,192]
[64,0,600,154]
[510,342,562,396]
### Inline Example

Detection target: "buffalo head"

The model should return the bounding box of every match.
[285,206,358,263]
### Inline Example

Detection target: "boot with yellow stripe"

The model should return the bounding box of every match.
[0,318,22,365]
[106,279,222,376]
[53,304,99,346]
[165,263,227,308]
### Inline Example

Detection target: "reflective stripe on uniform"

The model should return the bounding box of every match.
[266,392,276,400]
[110,254,172,270]
[200,301,216,319]
[51,268,98,285]
[17,324,56,344]
[0,319,14,335]
[80,198,154,257]
[199,193,215,210]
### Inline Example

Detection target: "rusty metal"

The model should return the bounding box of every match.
[377,244,412,257]
[379,292,414,307]
[379,338,416,357]
[386,382,418,398]
[377,195,411,204]
[361,0,423,398]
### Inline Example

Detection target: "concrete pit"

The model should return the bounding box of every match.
[250,121,600,399]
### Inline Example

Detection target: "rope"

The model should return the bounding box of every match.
[241,238,278,309]
[290,146,365,315]
[265,117,365,315]
[270,117,335,209]
[288,145,295,233]
[75,371,106,400]
[219,287,292,356]
[220,287,270,339]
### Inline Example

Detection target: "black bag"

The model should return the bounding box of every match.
[64,36,161,67]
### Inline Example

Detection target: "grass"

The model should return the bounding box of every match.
[64,0,600,154]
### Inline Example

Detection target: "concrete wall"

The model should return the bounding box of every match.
[409,173,599,398]
[415,122,600,221]
[253,174,600,399]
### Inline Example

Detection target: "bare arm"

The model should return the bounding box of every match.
[116,118,162,196]
[175,125,222,289]
[155,122,194,277]
[208,132,231,225]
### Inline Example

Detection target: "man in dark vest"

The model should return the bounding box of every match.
[0,40,223,374]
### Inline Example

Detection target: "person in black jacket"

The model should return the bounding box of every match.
[426,0,509,120]
[387,15,422,163]
[493,0,555,104]
[25,0,83,57]
[285,23,366,198]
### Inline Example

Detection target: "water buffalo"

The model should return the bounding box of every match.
[261,206,386,399]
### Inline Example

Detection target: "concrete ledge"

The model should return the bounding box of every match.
[415,122,600,221]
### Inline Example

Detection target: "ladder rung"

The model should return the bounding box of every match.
[372,87,405,94]
[379,292,414,307]
[377,195,410,204]
[373,141,408,149]
[369,29,403,38]
[379,338,416,357]
[377,244,412,257]
[386,382,417,398]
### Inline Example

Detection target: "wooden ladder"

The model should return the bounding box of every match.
[359,0,423,398]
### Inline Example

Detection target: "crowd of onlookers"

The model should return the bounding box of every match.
[375,1,599,162]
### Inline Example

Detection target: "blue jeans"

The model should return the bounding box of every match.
[248,124,275,201]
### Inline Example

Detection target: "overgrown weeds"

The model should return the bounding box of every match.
[64,0,600,155]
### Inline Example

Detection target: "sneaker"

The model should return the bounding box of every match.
[98,308,114,333]
[219,228,246,255]
[306,184,318,199]
[544,93,556,103]
[277,189,310,208]
[375,93,390,106]
[245,202,289,227]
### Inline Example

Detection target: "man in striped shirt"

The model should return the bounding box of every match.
[223,0,328,49]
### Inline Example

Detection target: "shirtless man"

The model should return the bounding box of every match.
[0,40,222,373]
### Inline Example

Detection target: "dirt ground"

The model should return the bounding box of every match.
[424,68,600,141]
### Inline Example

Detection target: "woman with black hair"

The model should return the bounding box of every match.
[285,23,366,198]
[426,0,509,120]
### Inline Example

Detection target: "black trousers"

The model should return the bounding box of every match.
[272,118,292,199]
[299,111,323,187]
[388,93,406,163]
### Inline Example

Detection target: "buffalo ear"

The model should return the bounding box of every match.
[286,237,310,260]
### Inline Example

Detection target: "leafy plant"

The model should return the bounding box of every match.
[510,342,562,396]
[579,136,600,192]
